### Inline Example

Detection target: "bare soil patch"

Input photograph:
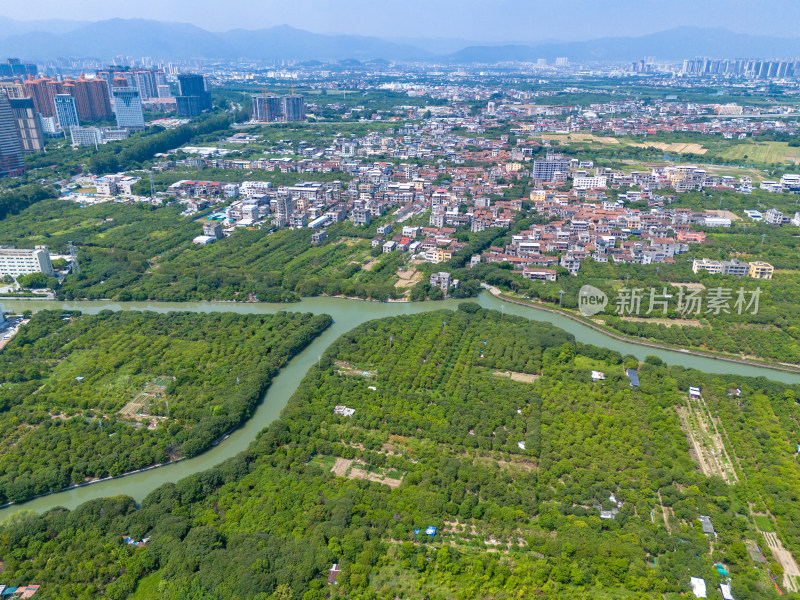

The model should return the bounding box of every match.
[395,268,423,288]
[763,531,800,592]
[331,457,352,477]
[493,370,541,383]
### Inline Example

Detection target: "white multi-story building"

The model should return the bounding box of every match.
[573,175,607,190]
[692,258,722,275]
[70,126,102,147]
[0,245,55,277]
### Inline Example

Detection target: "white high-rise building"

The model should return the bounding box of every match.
[0,245,54,277]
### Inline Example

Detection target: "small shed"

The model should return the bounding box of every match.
[327,563,341,584]
[699,515,715,535]
[690,577,707,598]
[625,368,639,387]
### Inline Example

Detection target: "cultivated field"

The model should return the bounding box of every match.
[677,393,738,485]
[720,141,800,165]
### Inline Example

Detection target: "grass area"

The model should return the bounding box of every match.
[719,141,800,166]
[572,354,615,373]
[309,454,337,469]
[754,515,775,532]
[131,573,160,600]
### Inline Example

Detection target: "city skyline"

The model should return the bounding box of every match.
[2,0,800,42]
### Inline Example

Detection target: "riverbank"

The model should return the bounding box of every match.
[485,286,800,375]
[1,293,797,522]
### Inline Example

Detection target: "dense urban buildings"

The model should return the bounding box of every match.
[97,66,168,100]
[23,76,61,118]
[251,93,283,122]
[251,93,304,122]
[0,81,25,99]
[682,57,800,78]
[61,75,113,120]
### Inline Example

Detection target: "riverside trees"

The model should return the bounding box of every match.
[0,309,330,504]
[1,305,797,599]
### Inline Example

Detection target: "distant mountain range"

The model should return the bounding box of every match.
[450,28,800,63]
[0,18,799,63]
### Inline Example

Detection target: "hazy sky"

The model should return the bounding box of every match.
[3,0,799,41]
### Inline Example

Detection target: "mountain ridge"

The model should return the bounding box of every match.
[1,19,799,63]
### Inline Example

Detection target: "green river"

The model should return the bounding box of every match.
[0,292,796,521]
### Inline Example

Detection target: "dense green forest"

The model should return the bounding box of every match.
[0,185,56,221]
[2,306,799,599]
[87,114,233,174]
[0,200,406,302]
[80,226,406,303]
[0,309,330,505]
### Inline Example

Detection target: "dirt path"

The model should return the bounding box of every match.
[677,406,713,478]
[763,531,800,592]
[657,491,672,534]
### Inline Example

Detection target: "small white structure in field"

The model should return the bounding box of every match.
[690,577,707,598]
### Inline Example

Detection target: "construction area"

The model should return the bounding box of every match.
[118,376,173,429]
[334,360,377,378]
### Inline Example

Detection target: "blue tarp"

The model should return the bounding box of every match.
[425,526,437,536]
[626,369,640,387]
